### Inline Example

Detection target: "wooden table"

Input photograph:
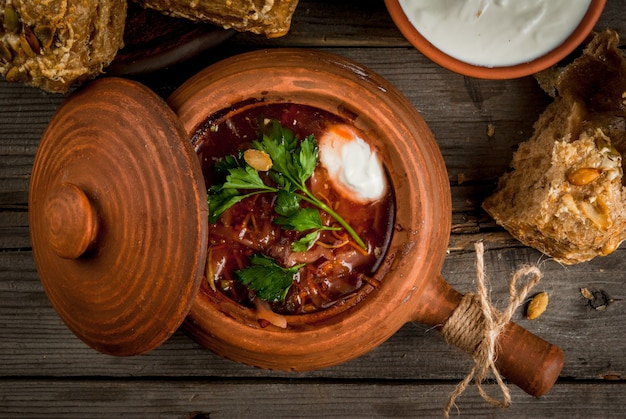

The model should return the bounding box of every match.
[2,1,625,417]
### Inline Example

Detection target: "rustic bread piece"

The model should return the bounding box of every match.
[133,0,298,38]
[0,0,126,93]
[482,30,626,264]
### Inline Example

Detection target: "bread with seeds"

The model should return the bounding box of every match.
[0,0,126,93]
[482,30,626,264]
[133,0,298,38]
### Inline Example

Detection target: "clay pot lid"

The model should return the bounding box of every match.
[29,77,208,356]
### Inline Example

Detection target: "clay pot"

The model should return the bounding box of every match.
[385,0,606,79]
[29,49,563,398]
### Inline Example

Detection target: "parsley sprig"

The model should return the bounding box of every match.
[235,254,305,302]
[207,119,367,303]
[207,119,366,250]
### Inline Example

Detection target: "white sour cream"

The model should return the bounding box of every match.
[398,0,591,67]
[318,124,387,204]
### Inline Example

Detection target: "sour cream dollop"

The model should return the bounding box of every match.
[398,0,591,67]
[318,124,387,204]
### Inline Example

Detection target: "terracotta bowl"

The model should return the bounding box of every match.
[385,0,606,79]
[30,49,563,399]
[168,49,562,396]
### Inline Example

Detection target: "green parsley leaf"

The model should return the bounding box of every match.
[213,153,243,173]
[254,135,292,179]
[223,166,274,191]
[267,171,294,191]
[235,254,303,302]
[253,120,304,186]
[274,205,341,252]
[296,135,317,184]
[275,207,324,231]
[291,231,320,252]
[207,162,277,223]
[274,189,300,217]
[207,188,249,223]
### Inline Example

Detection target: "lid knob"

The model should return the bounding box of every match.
[44,182,97,259]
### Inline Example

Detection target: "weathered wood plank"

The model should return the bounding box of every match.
[0,80,67,208]
[1,246,625,381]
[0,212,30,249]
[1,379,625,418]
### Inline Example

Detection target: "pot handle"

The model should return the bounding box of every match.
[411,273,564,398]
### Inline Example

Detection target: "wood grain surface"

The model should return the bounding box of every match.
[1,0,625,417]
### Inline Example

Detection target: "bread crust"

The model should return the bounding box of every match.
[483,30,626,264]
[0,0,126,93]
[133,0,299,38]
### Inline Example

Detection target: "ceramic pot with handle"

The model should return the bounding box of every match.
[29,49,563,399]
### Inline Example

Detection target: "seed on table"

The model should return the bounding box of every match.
[580,287,594,300]
[526,291,549,320]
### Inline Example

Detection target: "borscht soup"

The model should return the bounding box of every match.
[192,102,395,322]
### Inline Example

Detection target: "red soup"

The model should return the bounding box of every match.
[192,102,395,316]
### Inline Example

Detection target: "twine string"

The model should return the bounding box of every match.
[441,241,542,417]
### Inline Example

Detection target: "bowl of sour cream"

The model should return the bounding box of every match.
[385,0,605,79]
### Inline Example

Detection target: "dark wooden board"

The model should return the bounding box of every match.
[1,380,626,418]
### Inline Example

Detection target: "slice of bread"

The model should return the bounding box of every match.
[483,29,626,264]
[134,0,299,38]
[0,0,126,93]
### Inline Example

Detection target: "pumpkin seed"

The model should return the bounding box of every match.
[244,149,273,171]
[34,25,54,49]
[526,291,549,320]
[580,197,612,230]
[5,66,28,83]
[4,37,23,60]
[4,4,20,34]
[561,193,580,215]
[0,42,12,62]
[23,26,41,55]
[19,35,35,58]
[567,167,602,186]
[595,129,621,159]
[580,287,594,300]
